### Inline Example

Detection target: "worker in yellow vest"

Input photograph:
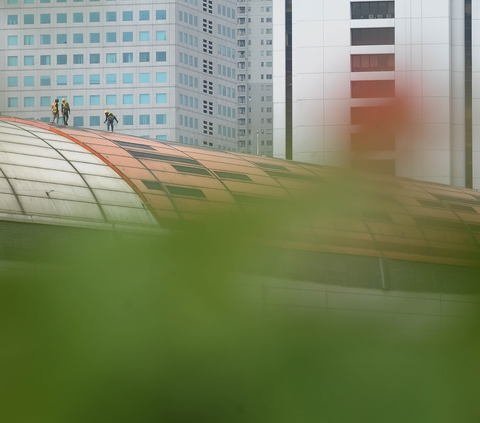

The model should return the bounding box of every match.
[61,98,70,126]
[104,110,118,132]
[51,98,60,124]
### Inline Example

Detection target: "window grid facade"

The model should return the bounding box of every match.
[0,1,238,150]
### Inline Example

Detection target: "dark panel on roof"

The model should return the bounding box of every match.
[171,165,211,176]
[413,217,466,231]
[166,185,206,198]
[142,180,164,191]
[128,150,200,166]
[254,162,290,171]
[115,141,156,150]
[214,171,252,182]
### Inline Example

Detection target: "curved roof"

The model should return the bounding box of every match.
[1,117,480,266]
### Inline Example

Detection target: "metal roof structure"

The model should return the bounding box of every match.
[1,117,480,267]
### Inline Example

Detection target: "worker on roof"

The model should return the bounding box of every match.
[51,98,60,124]
[104,110,118,132]
[61,98,70,126]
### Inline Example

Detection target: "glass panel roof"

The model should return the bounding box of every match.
[1,117,480,265]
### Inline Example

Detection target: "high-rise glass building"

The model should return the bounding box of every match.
[273,0,479,188]
[236,0,274,157]
[1,0,239,150]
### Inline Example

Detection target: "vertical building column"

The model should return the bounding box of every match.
[465,0,473,187]
[285,0,293,160]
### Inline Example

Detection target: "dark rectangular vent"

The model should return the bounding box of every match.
[264,170,324,182]
[361,211,393,222]
[413,217,466,231]
[116,141,156,150]
[232,193,286,206]
[433,194,480,206]
[171,165,211,176]
[448,203,477,213]
[417,199,448,209]
[127,150,200,166]
[166,185,206,198]
[142,180,164,191]
[254,162,290,171]
[468,223,480,232]
[214,171,252,181]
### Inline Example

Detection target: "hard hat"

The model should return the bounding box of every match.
[105,110,109,114]
[62,98,66,102]
[55,98,59,102]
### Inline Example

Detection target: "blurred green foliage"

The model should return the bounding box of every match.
[0,217,479,423]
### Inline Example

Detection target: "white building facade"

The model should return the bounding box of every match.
[1,0,238,150]
[273,0,480,188]
[236,0,274,157]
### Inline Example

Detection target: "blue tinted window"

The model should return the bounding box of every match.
[156,31,167,41]
[57,55,67,65]
[123,32,133,42]
[41,97,51,107]
[90,74,100,84]
[123,94,133,104]
[139,115,150,125]
[106,32,116,42]
[73,116,84,127]
[8,15,18,25]
[24,76,34,87]
[57,34,67,44]
[7,36,18,46]
[73,96,83,106]
[73,13,83,23]
[40,75,51,87]
[24,14,34,24]
[139,10,150,20]
[156,135,167,140]
[106,53,116,63]
[123,11,133,21]
[156,10,166,20]
[73,75,84,85]
[90,54,100,64]
[156,52,167,62]
[40,14,50,24]
[57,13,67,23]
[156,114,167,124]
[8,56,18,66]
[90,12,100,22]
[73,54,84,64]
[106,95,117,105]
[90,116,100,126]
[73,33,84,43]
[90,33,100,43]
[139,73,150,83]
[40,35,51,45]
[156,93,167,104]
[123,53,133,63]
[8,98,18,108]
[106,74,117,84]
[90,95,100,105]
[139,31,150,42]
[123,115,133,125]
[139,94,150,104]
[106,12,116,22]
[123,73,133,83]
[139,52,150,62]
[24,56,34,65]
[57,75,67,85]
[156,72,167,83]
[8,77,18,87]
[24,97,34,107]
